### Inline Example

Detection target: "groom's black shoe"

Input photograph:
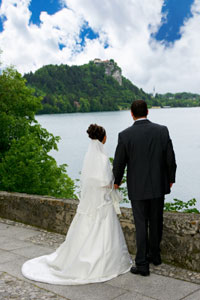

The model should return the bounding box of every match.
[130,267,150,276]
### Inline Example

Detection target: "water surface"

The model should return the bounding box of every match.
[36,107,200,208]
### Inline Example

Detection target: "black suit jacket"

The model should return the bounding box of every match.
[113,119,177,201]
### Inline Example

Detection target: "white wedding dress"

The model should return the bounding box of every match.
[22,140,132,285]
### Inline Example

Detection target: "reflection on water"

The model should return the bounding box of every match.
[36,107,200,208]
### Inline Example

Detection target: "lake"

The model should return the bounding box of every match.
[36,107,200,208]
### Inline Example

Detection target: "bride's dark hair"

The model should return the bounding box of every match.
[87,124,106,142]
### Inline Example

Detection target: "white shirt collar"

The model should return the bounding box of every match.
[134,117,147,122]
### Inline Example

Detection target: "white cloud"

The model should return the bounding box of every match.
[0,0,84,73]
[0,0,200,93]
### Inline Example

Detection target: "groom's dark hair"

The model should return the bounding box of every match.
[131,100,148,118]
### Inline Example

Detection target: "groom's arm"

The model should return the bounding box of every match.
[163,127,177,184]
[113,133,127,187]
[166,137,177,184]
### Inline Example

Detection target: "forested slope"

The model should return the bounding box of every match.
[24,60,150,114]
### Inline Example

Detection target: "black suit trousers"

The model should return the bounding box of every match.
[131,197,164,271]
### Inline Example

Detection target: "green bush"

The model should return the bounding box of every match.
[0,67,77,199]
[164,198,199,213]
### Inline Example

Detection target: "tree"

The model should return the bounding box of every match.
[0,68,42,157]
[0,67,76,198]
[79,98,90,112]
[23,61,151,114]
[0,131,75,198]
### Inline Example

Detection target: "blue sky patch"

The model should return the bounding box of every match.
[153,0,194,44]
[29,0,62,25]
[79,22,99,46]
[104,42,109,49]
[59,43,66,50]
[79,22,109,49]
[0,0,195,49]
[0,15,6,33]
[0,19,3,32]
[0,0,3,32]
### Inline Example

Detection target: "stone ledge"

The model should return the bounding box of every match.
[0,191,200,272]
[0,191,78,234]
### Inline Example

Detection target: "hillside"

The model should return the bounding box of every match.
[153,92,200,107]
[24,59,150,114]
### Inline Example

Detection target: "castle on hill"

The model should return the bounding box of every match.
[93,58,122,85]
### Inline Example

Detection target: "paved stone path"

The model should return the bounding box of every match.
[0,218,200,300]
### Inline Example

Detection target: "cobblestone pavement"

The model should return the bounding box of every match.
[1,217,200,285]
[1,217,200,300]
[0,272,69,300]
[27,231,65,249]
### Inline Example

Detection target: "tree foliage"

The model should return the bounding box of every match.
[0,67,76,198]
[0,68,41,157]
[24,60,200,113]
[24,61,150,114]
[149,92,200,108]
[164,198,199,213]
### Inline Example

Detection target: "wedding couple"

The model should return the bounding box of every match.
[22,100,176,284]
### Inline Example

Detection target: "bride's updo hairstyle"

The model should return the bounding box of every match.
[87,124,106,143]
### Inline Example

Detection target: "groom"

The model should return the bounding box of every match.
[113,100,176,276]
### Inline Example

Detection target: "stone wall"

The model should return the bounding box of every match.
[0,191,77,235]
[0,191,200,272]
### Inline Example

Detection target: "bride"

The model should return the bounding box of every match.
[22,124,132,285]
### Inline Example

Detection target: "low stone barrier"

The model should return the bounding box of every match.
[0,191,200,272]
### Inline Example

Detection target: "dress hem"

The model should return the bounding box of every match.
[21,264,132,286]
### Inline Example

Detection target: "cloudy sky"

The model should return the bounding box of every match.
[0,0,199,94]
